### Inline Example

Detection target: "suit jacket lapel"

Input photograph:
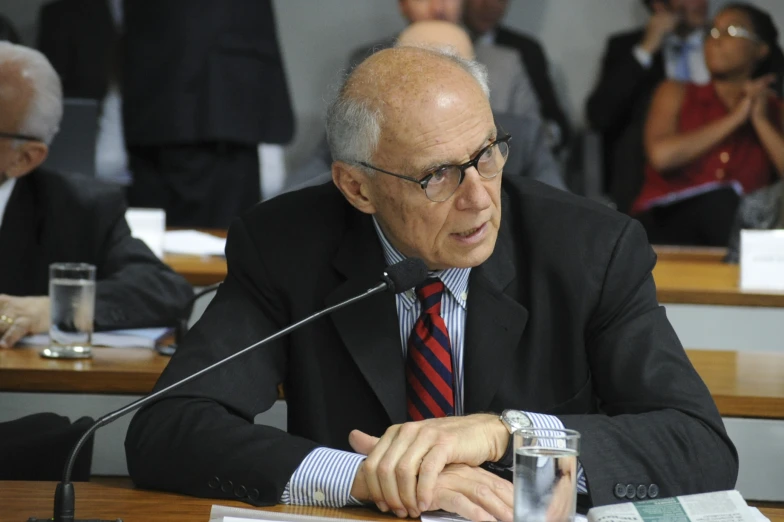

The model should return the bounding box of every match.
[326,212,408,425]
[463,196,528,414]
[0,174,46,296]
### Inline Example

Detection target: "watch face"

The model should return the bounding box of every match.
[505,410,532,428]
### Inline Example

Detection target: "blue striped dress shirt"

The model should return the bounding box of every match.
[280,218,587,506]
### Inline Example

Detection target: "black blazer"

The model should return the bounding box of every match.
[495,26,572,148]
[125,177,737,508]
[585,29,666,211]
[122,0,295,146]
[37,0,119,101]
[0,169,193,329]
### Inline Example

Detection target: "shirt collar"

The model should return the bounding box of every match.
[0,177,17,225]
[665,28,704,48]
[372,217,470,309]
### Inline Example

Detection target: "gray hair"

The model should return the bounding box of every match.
[326,47,490,166]
[0,42,62,145]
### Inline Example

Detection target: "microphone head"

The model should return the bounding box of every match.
[382,258,429,294]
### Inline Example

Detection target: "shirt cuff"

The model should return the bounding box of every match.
[633,45,654,69]
[280,447,366,507]
[525,412,589,495]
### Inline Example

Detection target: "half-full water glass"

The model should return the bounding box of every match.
[514,428,581,522]
[42,263,96,359]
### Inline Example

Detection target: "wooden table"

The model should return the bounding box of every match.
[653,245,728,263]
[163,228,227,286]
[3,480,782,522]
[3,345,784,420]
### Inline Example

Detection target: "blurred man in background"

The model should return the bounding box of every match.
[463,0,572,152]
[586,0,710,213]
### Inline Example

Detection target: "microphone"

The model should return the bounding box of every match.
[29,257,429,522]
[156,282,223,356]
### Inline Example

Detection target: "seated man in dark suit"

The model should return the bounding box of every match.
[126,47,737,520]
[462,0,572,152]
[0,42,193,348]
[585,0,709,211]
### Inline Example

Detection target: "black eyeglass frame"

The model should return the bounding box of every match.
[0,131,42,142]
[357,134,512,202]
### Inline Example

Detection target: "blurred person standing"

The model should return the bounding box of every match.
[586,0,710,212]
[38,0,129,184]
[122,0,295,228]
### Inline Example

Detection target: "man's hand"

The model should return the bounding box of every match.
[0,295,50,348]
[348,414,508,518]
[640,3,678,55]
[352,462,513,522]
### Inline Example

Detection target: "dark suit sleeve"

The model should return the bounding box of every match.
[91,190,193,329]
[125,218,320,505]
[585,34,654,132]
[559,219,738,506]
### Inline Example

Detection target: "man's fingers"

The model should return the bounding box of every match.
[0,319,28,348]
[348,430,379,456]
[377,422,429,517]
[434,488,496,522]
[416,444,449,512]
[434,466,514,522]
[361,425,399,513]
[545,475,577,522]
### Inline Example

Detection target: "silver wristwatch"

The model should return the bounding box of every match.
[500,409,532,434]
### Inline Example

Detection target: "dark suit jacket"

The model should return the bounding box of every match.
[495,26,572,148]
[122,0,294,146]
[585,29,666,212]
[0,168,193,329]
[37,0,119,101]
[126,177,737,508]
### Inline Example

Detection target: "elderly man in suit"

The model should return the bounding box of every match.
[126,46,736,520]
[586,0,710,211]
[0,42,193,348]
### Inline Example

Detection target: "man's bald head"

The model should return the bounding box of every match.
[327,46,489,166]
[0,42,62,145]
[397,21,475,60]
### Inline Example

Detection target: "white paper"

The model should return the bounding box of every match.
[587,490,763,522]
[259,143,287,200]
[740,229,784,291]
[19,327,170,349]
[210,504,362,522]
[126,208,166,259]
[419,513,586,522]
[164,229,227,257]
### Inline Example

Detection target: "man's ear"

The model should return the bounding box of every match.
[332,161,377,215]
[5,141,48,179]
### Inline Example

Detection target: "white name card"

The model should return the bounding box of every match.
[740,229,784,291]
[126,208,166,259]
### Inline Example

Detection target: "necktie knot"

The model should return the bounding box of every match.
[415,278,444,315]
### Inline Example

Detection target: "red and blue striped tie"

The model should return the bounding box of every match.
[406,278,454,420]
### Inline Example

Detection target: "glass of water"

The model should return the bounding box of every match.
[514,427,581,522]
[41,263,96,359]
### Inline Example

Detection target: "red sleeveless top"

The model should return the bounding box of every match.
[632,83,781,215]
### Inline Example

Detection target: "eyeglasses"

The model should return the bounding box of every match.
[358,134,511,202]
[0,131,41,142]
[708,25,760,42]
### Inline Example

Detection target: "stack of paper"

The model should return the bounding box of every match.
[164,230,227,257]
[20,327,171,349]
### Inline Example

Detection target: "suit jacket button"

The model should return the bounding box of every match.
[208,476,220,490]
[648,484,659,498]
[221,479,233,493]
[625,484,636,499]
[234,485,247,498]
[248,488,260,501]
[614,483,626,499]
[636,485,648,499]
